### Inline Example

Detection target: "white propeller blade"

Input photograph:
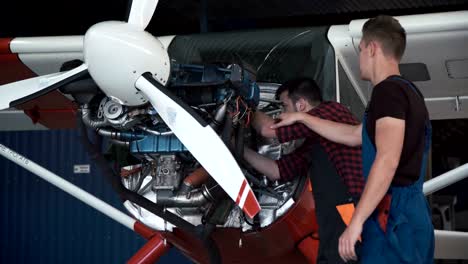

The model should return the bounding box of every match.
[127,0,159,30]
[0,64,88,110]
[135,73,261,218]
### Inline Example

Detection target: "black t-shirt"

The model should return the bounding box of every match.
[366,76,429,186]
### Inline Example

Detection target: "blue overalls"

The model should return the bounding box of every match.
[359,77,435,263]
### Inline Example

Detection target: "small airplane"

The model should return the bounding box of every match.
[0,0,467,262]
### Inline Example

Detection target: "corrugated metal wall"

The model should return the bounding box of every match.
[0,129,191,263]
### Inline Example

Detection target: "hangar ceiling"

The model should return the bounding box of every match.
[0,0,467,37]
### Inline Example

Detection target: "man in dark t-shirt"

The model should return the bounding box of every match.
[366,76,429,186]
[244,77,364,264]
[272,16,434,264]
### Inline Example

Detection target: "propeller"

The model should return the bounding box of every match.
[127,0,159,30]
[0,64,88,110]
[0,0,261,218]
[135,73,261,218]
[0,0,159,111]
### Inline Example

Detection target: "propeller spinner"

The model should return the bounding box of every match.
[83,21,170,106]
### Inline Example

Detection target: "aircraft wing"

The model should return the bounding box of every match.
[0,35,174,130]
[0,37,84,129]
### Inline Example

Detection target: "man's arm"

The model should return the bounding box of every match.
[338,116,405,262]
[271,112,362,147]
[252,111,277,138]
[244,147,280,181]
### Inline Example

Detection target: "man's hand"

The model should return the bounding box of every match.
[270,112,304,129]
[243,147,280,180]
[338,220,362,262]
[252,111,277,138]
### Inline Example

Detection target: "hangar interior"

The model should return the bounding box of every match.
[1,0,468,263]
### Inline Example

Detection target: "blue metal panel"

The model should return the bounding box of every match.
[130,134,188,156]
[0,129,192,263]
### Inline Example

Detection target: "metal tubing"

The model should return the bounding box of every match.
[0,143,136,230]
[435,230,468,259]
[423,163,468,196]
[127,234,171,264]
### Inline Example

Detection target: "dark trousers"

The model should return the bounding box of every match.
[307,144,360,264]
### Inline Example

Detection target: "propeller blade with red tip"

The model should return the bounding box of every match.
[134,72,261,218]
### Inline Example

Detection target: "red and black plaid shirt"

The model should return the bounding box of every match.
[275,101,364,196]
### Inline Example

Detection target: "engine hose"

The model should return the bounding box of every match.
[77,112,221,264]
[235,120,245,162]
[179,167,210,194]
[137,125,174,136]
[109,139,130,148]
[81,105,109,128]
[221,114,233,152]
[95,128,120,139]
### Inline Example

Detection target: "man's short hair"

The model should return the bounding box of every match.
[275,77,322,105]
[362,15,406,60]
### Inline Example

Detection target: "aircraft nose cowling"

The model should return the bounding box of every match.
[84,21,171,106]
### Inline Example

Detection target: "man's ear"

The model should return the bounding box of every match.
[295,98,306,112]
[369,40,377,57]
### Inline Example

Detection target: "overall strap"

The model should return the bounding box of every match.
[389,76,424,99]
[388,76,432,186]
[361,113,376,181]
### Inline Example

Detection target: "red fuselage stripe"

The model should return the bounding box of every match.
[0,38,12,54]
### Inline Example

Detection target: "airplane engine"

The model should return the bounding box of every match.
[76,61,300,231]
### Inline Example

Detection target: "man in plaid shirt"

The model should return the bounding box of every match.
[244,77,363,264]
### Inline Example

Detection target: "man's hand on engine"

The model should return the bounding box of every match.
[270,112,304,129]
